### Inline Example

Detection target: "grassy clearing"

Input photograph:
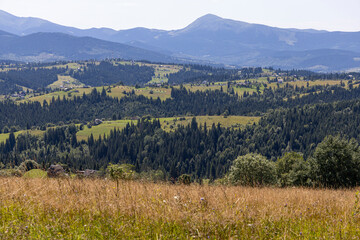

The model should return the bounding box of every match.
[160,115,260,132]
[47,75,85,89]
[182,82,263,97]
[114,86,172,100]
[183,84,226,92]
[76,116,260,140]
[0,116,259,143]
[1,178,359,239]
[0,130,44,143]
[148,64,182,84]
[20,85,172,105]
[268,79,348,89]
[77,120,137,141]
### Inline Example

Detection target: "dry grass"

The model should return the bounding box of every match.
[1,177,360,239]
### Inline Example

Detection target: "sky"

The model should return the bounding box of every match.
[0,0,359,32]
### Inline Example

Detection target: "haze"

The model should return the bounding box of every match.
[1,0,360,32]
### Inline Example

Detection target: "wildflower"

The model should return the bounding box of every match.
[163,200,166,203]
[174,195,180,200]
[200,197,205,201]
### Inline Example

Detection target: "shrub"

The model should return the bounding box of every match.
[0,169,23,177]
[18,160,41,172]
[178,174,191,185]
[308,135,360,188]
[228,153,276,186]
[107,163,135,181]
[276,152,309,187]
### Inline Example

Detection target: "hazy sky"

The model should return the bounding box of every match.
[1,0,360,31]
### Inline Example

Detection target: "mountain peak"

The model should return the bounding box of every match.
[0,9,14,17]
[196,14,222,22]
[180,14,250,33]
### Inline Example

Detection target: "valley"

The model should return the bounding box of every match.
[1,5,360,238]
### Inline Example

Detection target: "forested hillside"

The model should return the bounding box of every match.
[2,95,360,180]
[1,59,360,185]
[2,84,360,131]
[71,61,155,86]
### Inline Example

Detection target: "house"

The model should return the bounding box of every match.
[94,119,103,125]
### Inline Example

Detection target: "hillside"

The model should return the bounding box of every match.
[0,30,175,63]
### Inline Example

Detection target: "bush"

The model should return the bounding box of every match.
[18,160,41,172]
[308,135,360,188]
[228,153,276,186]
[276,152,309,187]
[107,163,135,181]
[0,169,23,177]
[178,174,191,185]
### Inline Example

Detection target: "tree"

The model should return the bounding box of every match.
[107,163,135,181]
[227,153,276,186]
[276,152,309,187]
[308,135,360,188]
[106,163,135,195]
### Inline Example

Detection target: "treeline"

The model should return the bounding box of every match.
[3,84,360,131]
[71,61,155,86]
[0,67,65,89]
[0,81,22,95]
[280,69,360,80]
[167,66,263,84]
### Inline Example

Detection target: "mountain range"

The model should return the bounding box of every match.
[1,10,360,71]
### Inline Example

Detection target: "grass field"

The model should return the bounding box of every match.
[160,115,260,132]
[0,130,44,143]
[148,64,182,84]
[20,85,172,105]
[268,79,348,89]
[0,116,260,143]
[1,177,359,239]
[76,120,137,141]
[76,116,260,140]
[47,75,85,89]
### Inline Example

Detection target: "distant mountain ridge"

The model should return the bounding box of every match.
[1,10,360,71]
[0,30,175,63]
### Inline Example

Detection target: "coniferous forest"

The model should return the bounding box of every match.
[1,60,360,187]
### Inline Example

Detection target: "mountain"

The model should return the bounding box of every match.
[1,10,360,71]
[113,14,360,71]
[0,30,175,63]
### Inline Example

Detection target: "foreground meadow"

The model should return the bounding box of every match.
[1,178,360,239]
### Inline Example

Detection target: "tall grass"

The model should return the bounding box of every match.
[1,177,360,239]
